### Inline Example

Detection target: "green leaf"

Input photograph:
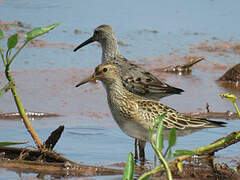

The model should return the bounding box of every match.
[0,29,4,40]
[168,128,176,147]
[153,113,166,127]
[7,34,18,49]
[167,148,172,161]
[173,150,197,157]
[123,152,134,180]
[25,23,61,41]
[156,120,164,150]
[0,45,4,59]
[0,141,27,147]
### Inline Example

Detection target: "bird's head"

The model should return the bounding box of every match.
[73,24,115,52]
[76,62,120,87]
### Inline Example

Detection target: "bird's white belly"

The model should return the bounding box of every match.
[110,108,150,141]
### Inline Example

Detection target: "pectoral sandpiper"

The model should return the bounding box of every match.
[74,24,184,100]
[74,24,184,160]
[76,62,226,161]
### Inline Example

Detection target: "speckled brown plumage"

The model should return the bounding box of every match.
[76,62,226,143]
[74,24,184,100]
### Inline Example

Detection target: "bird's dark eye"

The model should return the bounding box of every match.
[103,68,108,72]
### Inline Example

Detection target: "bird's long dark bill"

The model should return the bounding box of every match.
[75,74,96,87]
[73,36,95,52]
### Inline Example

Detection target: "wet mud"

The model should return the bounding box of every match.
[190,40,240,55]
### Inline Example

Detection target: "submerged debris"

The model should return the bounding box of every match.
[157,57,205,75]
[0,125,124,177]
[43,126,64,150]
[0,146,123,177]
[0,20,31,32]
[0,111,60,120]
[184,111,239,120]
[169,159,238,180]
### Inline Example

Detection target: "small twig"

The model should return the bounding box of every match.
[134,139,138,160]
[182,57,205,69]
[206,103,210,113]
[158,57,205,74]
[183,111,239,120]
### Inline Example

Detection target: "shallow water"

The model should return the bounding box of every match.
[0,0,240,179]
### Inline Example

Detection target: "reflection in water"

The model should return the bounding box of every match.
[67,126,105,136]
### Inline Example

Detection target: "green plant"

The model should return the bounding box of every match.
[139,113,174,180]
[123,95,240,179]
[0,23,61,149]
[220,93,240,118]
[123,114,177,180]
[0,141,27,147]
[0,81,14,98]
[123,152,135,180]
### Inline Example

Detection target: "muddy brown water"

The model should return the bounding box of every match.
[1,0,240,179]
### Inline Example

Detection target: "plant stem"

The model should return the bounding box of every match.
[152,143,172,180]
[5,64,43,149]
[163,146,170,158]
[0,45,6,66]
[170,131,240,167]
[138,142,172,180]
[0,81,14,97]
[138,165,163,180]
[9,41,28,65]
[192,131,240,154]
[233,102,240,118]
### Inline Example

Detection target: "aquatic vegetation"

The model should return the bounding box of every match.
[139,114,174,180]
[123,111,240,179]
[123,152,135,180]
[124,114,175,180]
[0,23,60,148]
[0,141,26,147]
[220,93,240,118]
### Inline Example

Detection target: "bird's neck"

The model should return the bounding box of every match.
[105,79,129,102]
[101,37,121,63]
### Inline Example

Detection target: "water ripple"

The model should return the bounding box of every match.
[66,126,105,136]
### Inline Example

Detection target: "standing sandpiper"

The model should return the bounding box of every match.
[74,24,184,160]
[76,62,226,161]
[74,24,184,100]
